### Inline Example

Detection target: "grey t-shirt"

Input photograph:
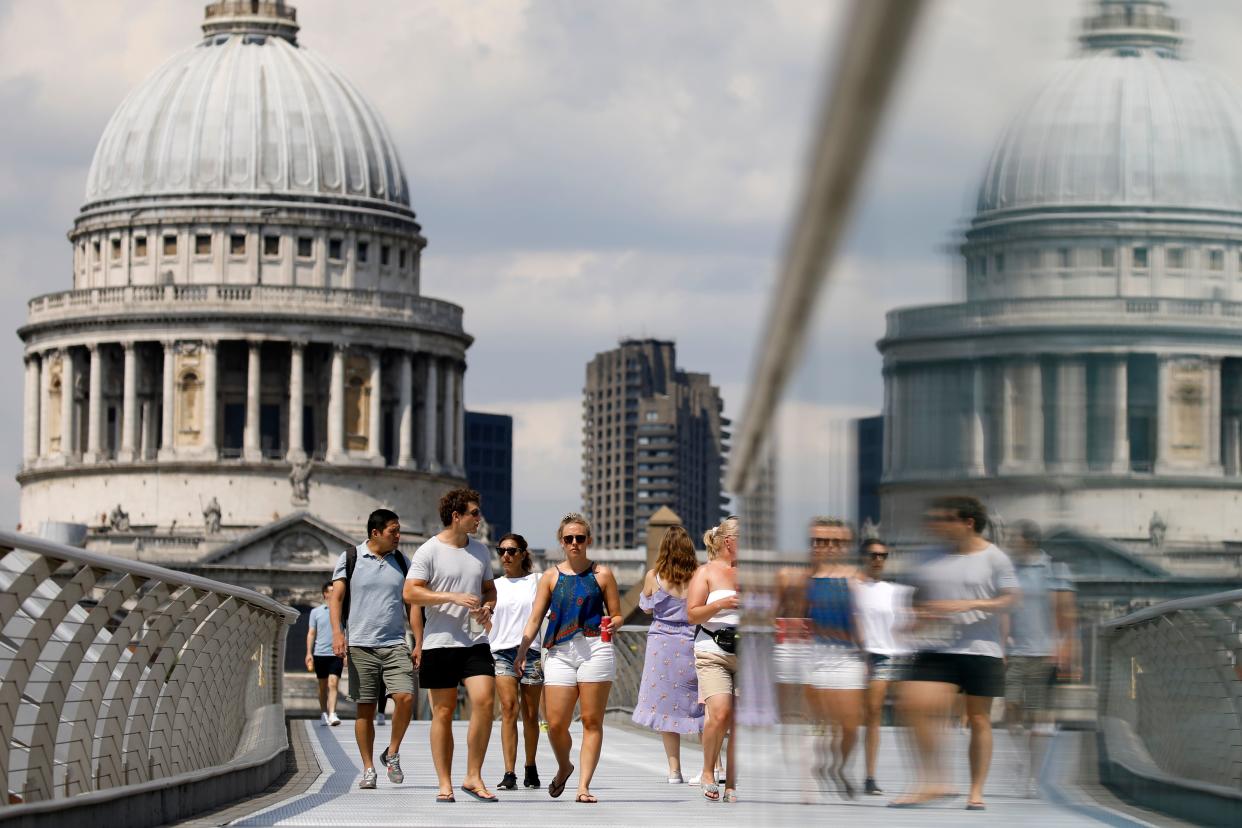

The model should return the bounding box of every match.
[408,535,493,650]
[1010,552,1074,657]
[912,543,1018,658]
[331,543,409,648]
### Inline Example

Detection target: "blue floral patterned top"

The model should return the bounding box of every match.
[543,566,605,648]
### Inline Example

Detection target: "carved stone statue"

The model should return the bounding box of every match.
[289,458,313,504]
[273,531,327,565]
[203,496,221,534]
[475,516,492,545]
[1149,511,1167,549]
[108,504,130,532]
[861,517,880,540]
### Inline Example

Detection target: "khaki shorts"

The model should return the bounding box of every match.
[695,650,739,702]
[348,644,415,703]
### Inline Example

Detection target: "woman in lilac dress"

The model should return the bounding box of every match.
[633,525,705,782]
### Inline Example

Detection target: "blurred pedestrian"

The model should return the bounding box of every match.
[515,513,622,803]
[687,515,741,802]
[893,496,1017,811]
[854,538,913,795]
[488,532,544,790]
[632,525,704,782]
[306,581,343,727]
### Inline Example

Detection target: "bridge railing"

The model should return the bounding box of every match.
[0,528,298,823]
[1097,588,1242,826]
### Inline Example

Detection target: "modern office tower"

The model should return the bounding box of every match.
[465,411,514,542]
[582,339,728,548]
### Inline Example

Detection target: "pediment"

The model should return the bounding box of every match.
[203,512,355,569]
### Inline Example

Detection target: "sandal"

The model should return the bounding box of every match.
[722,788,737,803]
[548,764,574,799]
[702,783,721,802]
[435,793,455,803]
[459,785,499,803]
[576,793,598,803]
[966,801,987,811]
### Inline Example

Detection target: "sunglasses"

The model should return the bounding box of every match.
[868,552,889,560]
[811,537,847,546]
[561,534,588,545]
[499,547,522,557]
[460,508,481,518]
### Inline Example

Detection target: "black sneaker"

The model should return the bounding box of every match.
[498,771,518,790]
[523,764,541,788]
[865,777,883,795]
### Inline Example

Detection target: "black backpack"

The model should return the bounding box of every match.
[341,547,409,628]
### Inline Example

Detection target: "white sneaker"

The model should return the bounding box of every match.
[688,773,701,785]
[328,712,341,726]
[375,712,386,726]
[668,772,685,784]
[319,712,330,727]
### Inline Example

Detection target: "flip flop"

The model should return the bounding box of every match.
[548,764,574,798]
[576,793,598,803]
[888,791,959,808]
[722,788,738,803]
[966,802,987,811]
[435,794,455,803]
[460,785,499,803]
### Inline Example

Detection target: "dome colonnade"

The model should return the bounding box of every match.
[17,1,471,542]
[879,1,1242,548]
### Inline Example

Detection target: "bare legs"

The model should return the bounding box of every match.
[662,732,682,777]
[543,681,611,800]
[964,694,993,806]
[864,679,889,781]
[497,675,543,774]
[428,677,496,798]
[354,701,377,770]
[898,680,996,805]
[544,685,576,790]
[701,693,734,798]
[808,687,864,796]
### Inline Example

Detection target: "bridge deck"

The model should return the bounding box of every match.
[214,720,1133,827]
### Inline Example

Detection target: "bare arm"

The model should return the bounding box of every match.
[642,568,658,598]
[597,565,624,631]
[403,578,480,609]
[515,569,556,668]
[687,565,737,625]
[304,619,316,670]
[328,580,346,657]
[1055,588,1078,675]
[409,603,424,668]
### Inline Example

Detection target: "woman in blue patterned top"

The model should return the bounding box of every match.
[515,513,622,804]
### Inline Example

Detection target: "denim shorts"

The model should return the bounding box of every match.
[492,646,544,685]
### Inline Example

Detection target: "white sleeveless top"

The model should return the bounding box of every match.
[694,588,739,655]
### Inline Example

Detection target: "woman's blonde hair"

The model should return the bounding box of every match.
[556,512,593,543]
[702,515,739,560]
[654,525,699,588]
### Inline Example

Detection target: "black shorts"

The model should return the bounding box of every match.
[908,652,1004,697]
[419,643,495,689]
[313,655,344,679]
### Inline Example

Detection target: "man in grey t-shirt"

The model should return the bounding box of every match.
[329,509,415,790]
[404,487,498,803]
[895,496,1017,811]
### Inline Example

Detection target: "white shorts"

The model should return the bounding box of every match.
[808,644,867,691]
[543,636,616,686]
[773,641,811,685]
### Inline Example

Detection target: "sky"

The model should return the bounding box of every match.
[2,0,1240,549]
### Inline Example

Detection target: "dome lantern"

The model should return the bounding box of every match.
[1080,0,1181,57]
[202,0,299,45]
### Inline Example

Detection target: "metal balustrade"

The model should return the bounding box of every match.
[1097,589,1242,825]
[0,528,297,819]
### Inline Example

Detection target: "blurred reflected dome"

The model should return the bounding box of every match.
[975,0,1242,217]
[83,0,410,213]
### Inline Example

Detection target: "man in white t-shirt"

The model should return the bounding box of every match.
[403,488,498,803]
[893,496,1017,812]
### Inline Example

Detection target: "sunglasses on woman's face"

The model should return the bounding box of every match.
[562,534,588,545]
[499,547,522,557]
[868,552,889,560]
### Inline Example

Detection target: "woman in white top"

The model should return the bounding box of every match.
[487,533,544,791]
[686,515,741,803]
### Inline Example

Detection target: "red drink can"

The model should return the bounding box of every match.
[600,616,613,643]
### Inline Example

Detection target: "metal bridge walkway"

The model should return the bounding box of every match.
[212,720,1127,827]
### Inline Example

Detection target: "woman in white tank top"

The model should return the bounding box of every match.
[687,515,741,802]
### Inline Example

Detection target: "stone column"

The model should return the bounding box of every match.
[964,361,986,475]
[201,340,218,458]
[243,341,262,461]
[1023,358,1044,471]
[60,348,76,460]
[367,350,383,464]
[160,341,176,459]
[1226,415,1242,476]
[119,343,138,462]
[423,356,440,473]
[39,350,52,459]
[442,363,456,474]
[397,351,414,467]
[326,344,346,462]
[881,370,894,477]
[23,354,40,465]
[1209,357,1223,473]
[999,360,1018,472]
[1108,355,1130,473]
[85,345,103,463]
[141,400,155,459]
[454,363,466,472]
[1054,356,1087,472]
[287,341,306,462]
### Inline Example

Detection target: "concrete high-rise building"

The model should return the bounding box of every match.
[582,339,728,548]
[739,435,777,551]
[464,411,513,542]
[854,415,883,532]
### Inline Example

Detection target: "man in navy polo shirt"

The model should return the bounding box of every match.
[330,508,415,789]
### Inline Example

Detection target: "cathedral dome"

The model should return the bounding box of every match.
[82,1,410,214]
[975,0,1242,219]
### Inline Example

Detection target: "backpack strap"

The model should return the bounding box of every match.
[341,547,357,627]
